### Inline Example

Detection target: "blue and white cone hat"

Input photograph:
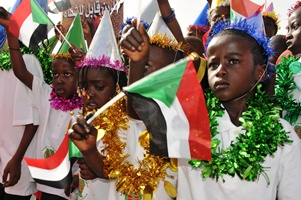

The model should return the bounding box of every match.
[79,9,127,74]
[188,2,210,33]
[0,26,6,49]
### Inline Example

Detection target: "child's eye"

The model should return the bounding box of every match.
[65,72,71,77]
[53,73,58,77]
[95,86,105,91]
[229,59,239,64]
[208,63,219,69]
[293,23,300,30]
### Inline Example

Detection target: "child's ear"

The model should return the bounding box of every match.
[256,64,266,82]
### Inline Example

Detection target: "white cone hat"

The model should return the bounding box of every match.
[80,9,127,73]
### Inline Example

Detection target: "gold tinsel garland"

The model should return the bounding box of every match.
[90,97,174,197]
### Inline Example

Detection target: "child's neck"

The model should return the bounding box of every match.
[222,100,248,126]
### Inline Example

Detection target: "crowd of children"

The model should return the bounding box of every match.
[0,0,301,199]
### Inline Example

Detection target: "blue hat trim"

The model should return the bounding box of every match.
[206,19,274,82]
[119,17,150,36]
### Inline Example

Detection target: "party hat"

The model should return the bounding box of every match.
[188,2,210,33]
[0,26,6,49]
[57,14,87,54]
[210,0,230,10]
[79,9,126,73]
[147,12,183,51]
[262,2,279,29]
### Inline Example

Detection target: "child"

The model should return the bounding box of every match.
[69,10,178,200]
[274,1,301,137]
[0,52,42,200]
[208,0,230,26]
[286,1,301,57]
[0,7,83,199]
[177,20,301,200]
[262,2,279,38]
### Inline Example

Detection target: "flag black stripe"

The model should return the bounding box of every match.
[127,93,168,157]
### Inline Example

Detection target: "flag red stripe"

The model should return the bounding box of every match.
[9,0,32,38]
[176,60,211,160]
[24,134,69,170]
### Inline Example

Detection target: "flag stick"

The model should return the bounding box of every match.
[136,0,142,29]
[87,92,126,124]
[54,8,78,53]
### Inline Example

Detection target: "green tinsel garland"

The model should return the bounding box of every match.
[0,51,12,71]
[0,47,53,85]
[188,85,292,184]
[275,55,301,124]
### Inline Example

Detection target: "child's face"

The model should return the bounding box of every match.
[187,27,205,41]
[263,17,277,38]
[52,58,77,98]
[79,67,116,111]
[145,45,184,76]
[286,7,301,56]
[206,34,259,102]
[209,6,230,27]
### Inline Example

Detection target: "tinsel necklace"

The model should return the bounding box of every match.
[188,85,292,184]
[49,88,83,112]
[91,97,175,199]
[275,55,301,125]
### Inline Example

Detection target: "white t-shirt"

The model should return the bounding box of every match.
[31,75,81,199]
[177,110,301,200]
[79,118,178,200]
[0,54,42,196]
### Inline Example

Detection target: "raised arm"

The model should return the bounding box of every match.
[119,19,149,119]
[157,0,185,44]
[0,7,33,89]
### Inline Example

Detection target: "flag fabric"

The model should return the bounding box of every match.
[48,0,72,14]
[230,0,265,34]
[9,0,54,48]
[57,14,87,54]
[230,0,260,20]
[114,0,125,12]
[24,133,82,188]
[246,5,265,34]
[123,57,212,161]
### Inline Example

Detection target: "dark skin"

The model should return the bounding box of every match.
[270,35,287,65]
[2,124,38,187]
[263,17,278,38]
[120,19,184,118]
[0,8,78,98]
[0,7,40,188]
[157,0,186,44]
[208,6,230,26]
[0,6,79,194]
[207,34,264,126]
[187,27,207,41]
[286,6,301,57]
[69,68,117,179]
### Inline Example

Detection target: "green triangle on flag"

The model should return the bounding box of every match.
[68,139,82,159]
[31,0,54,25]
[124,58,189,107]
[58,14,87,54]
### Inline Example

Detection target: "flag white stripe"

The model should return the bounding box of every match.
[19,14,39,47]
[155,98,191,158]
[27,152,70,181]
[48,2,60,13]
